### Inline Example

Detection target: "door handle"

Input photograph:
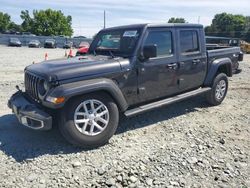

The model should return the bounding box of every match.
[167,63,178,70]
[192,59,201,65]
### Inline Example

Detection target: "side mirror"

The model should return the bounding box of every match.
[143,45,157,59]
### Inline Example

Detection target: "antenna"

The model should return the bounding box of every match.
[104,10,106,29]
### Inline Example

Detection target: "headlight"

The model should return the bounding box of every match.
[38,79,49,96]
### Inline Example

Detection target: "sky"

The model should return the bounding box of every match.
[0,0,250,37]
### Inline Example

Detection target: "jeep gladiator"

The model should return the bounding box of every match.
[8,24,243,147]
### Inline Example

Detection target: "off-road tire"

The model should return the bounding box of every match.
[206,73,228,106]
[59,92,119,148]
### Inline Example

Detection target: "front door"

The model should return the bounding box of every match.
[137,28,178,102]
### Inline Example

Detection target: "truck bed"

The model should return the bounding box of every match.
[207,47,241,72]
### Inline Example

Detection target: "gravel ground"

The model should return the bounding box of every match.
[0,45,249,188]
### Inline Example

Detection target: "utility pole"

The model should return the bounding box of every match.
[198,16,200,24]
[104,10,106,29]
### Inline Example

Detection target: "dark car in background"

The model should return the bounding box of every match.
[28,40,41,48]
[63,41,73,49]
[9,38,22,47]
[44,39,56,48]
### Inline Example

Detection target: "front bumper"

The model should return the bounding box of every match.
[8,91,52,130]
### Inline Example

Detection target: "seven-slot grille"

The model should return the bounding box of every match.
[24,72,40,101]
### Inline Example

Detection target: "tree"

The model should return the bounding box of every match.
[20,10,33,32]
[9,22,22,32]
[0,12,11,32]
[20,9,73,36]
[168,17,186,23]
[205,13,246,38]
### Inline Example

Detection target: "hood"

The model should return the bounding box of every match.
[26,55,130,81]
[29,42,39,45]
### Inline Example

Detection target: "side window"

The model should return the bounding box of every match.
[144,30,173,57]
[180,30,199,53]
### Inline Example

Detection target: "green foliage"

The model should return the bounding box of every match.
[205,13,250,42]
[21,9,73,36]
[0,12,11,32]
[0,9,73,36]
[20,10,33,32]
[168,17,186,23]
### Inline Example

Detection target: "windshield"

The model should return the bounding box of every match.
[10,38,19,42]
[30,40,39,43]
[89,28,142,57]
[46,39,55,42]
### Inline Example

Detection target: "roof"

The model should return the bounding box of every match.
[206,36,240,40]
[102,23,203,31]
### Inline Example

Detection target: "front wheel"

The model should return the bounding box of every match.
[206,73,228,106]
[59,93,119,148]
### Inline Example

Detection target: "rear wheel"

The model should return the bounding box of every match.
[59,93,119,148]
[206,73,228,105]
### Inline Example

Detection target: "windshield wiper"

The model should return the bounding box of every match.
[108,50,115,58]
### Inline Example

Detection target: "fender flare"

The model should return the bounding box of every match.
[204,58,232,86]
[43,78,128,112]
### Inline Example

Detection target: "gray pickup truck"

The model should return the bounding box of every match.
[8,23,243,148]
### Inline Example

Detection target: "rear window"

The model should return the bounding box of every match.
[180,30,199,53]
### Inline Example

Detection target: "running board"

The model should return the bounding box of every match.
[124,87,211,117]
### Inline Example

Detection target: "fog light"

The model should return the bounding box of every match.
[46,96,65,104]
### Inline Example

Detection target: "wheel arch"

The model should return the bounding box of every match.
[45,78,128,112]
[204,58,232,86]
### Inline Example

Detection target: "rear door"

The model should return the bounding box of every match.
[177,29,207,91]
[137,27,179,102]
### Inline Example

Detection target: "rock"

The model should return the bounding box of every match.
[117,166,123,173]
[170,181,179,186]
[128,183,136,188]
[219,138,225,145]
[106,178,116,186]
[146,178,153,186]
[198,145,203,150]
[179,178,186,187]
[39,178,46,184]
[72,161,81,168]
[116,175,123,182]
[188,157,198,164]
[212,164,221,170]
[226,163,234,172]
[26,173,38,182]
[97,168,106,175]
[129,176,137,183]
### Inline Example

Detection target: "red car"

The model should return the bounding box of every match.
[76,42,90,56]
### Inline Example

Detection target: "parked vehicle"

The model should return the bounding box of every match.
[73,36,87,39]
[22,32,36,36]
[240,41,250,54]
[78,41,90,48]
[44,39,56,48]
[63,41,73,49]
[9,38,22,47]
[8,23,243,148]
[28,40,41,48]
[76,42,90,56]
[76,46,89,56]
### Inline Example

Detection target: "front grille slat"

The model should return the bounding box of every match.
[25,72,40,102]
